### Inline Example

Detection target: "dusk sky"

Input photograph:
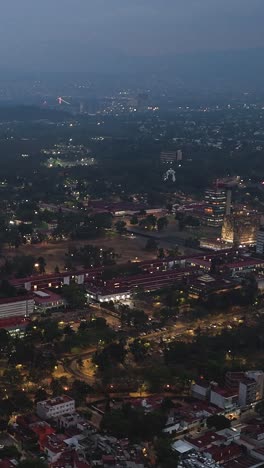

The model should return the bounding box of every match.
[1,0,264,70]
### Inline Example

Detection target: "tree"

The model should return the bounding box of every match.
[115,220,127,235]
[207,415,231,431]
[102,404,166,441]
[157,217,168,231]
[255,400,264,415]
[167,247,180,258]
[130,215,138,225]
[12,391,33,412]
[61,283,87,309]
[41,320,62,342]
[129,339,148,362]
[3,368,24,387]
[157,248,165,258]
[155,438,178,468]
[17,460,48,468]
[145,238,158,251]
[76,357,84,368]
[0,445,20,459]
[140,215,157,231]
[93,342,127,371]
[37,256,46,274]
[34,388,48,403]
[70,379,93,403]
[123,308,148,328]
[0,328,11,352]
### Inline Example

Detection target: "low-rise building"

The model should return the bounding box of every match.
[191,380,211,401]
[37,396,75,420]
[210,387,238,411]
[34,290,67,312]
[0,295,34,319]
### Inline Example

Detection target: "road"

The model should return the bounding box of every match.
[63,308,245,386]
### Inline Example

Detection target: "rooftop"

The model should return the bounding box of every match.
[38,395,74,408]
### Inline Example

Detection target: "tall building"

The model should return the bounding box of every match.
[238,378,257,407]
[246,370,264,400]
[256,227,264,254]
[221,213,260,246]
[204,188,227,227]
[176,149,183,161]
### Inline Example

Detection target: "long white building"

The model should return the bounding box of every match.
[0,295,34,319]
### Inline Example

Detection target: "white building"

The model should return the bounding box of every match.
[238,378,257,407]
[210,388,237,411]
[0,295,34,319]
[37,396,75,420]
[246,370,264,400]
[191,381,210,401]
[256,228,264,254]
[33,290,67,312]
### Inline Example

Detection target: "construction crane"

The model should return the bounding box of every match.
[57,96,71,105]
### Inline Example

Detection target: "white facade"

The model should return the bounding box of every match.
[210,389,237,410]
[238,380,257,407]
[87,289,131,303]
[256,228,264,254]
[37,396,75,420]
[0,297,34,319]
[191,382,210,401]
[246,370,264,400]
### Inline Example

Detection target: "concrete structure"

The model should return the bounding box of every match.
[37,396,75,420]
[191,381,211,401]
[204,188,226,227]
[238,378,257,407]
[0,295,34,319]
[256,227,264,254]
[210,387,238,411]
[225,371,246,391]
[246,371,264,401]
[160,150,178,164]
[56,412,80,429]
[177,149,183,161]
[221,213,260,246]
[33,290,67,312]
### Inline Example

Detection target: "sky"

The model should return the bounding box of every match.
[1,0,264,71]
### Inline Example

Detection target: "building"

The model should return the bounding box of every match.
[246,370,264,400]
[256,227,264,254]
[37,396,75,420]
[33,290,67,312]
[238,378,257,407]
[177,149,183,161]
[191,380,211,400]
[221,213,260,246]
[0,295,34,319]
[204,188,227,227]
[160,151,178,164]
[210,387,238,411]
[225,371,246,391]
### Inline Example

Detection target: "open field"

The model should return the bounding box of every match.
[2,233,155,273]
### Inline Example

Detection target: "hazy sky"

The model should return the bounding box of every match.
[1,0,264,70]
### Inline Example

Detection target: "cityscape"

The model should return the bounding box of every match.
[1,1,264,468]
